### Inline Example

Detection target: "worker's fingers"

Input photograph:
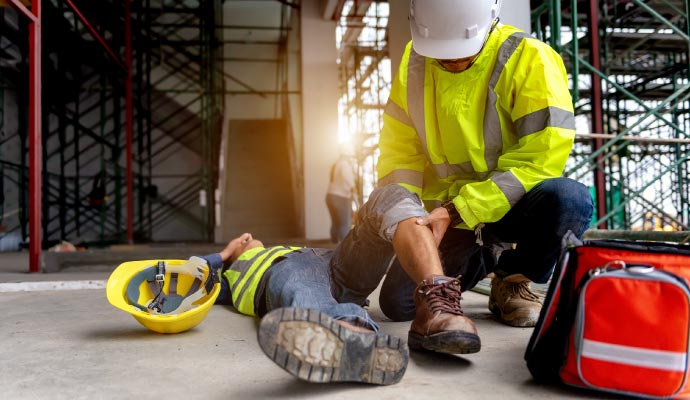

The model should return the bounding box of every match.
[429,222,448,246]
[416,207,449,225]
[415,207,451,246]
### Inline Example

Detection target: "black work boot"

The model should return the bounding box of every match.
[258,307,409,385]
[408,275,481,354]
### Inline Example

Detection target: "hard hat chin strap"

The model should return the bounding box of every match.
[148,261,167,313]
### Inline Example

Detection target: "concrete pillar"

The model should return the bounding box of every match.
[388,0,411,79]
[501,0,531,33]
[301,0,339,240]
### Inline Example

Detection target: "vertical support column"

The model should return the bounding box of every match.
[571,0,580,104]
[501,0,531,33]
[387,0,410,78]
[28,0,42,273]
[74,35,81,237]
[145,0,153,239]
[301,0,339,239]
[125,0,134,243]
[200,0,218,243]
[135,1,144,238]
[588,0,607,229]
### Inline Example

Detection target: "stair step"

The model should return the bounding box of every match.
[222,119,299,241]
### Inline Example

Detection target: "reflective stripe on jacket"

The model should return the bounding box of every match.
[378,24,575,229]
[223,246,301,316]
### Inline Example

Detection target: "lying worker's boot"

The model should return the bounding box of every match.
[408,275,481,354]
[489,273,543,327]
[257,307,409,385]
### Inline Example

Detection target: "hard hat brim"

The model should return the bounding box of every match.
[410,20,490,60]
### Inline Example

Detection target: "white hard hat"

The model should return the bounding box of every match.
[410,0,502,60]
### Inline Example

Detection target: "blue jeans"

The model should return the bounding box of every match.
[326,193,351,243]
[263,248,380,332]
[329,178,593,321]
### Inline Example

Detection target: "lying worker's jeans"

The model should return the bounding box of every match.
[330,178,593,322]
[263,248,381,332]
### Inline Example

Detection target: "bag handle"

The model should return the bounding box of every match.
[589,260,655,277]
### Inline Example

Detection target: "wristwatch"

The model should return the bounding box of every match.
[441,200,463,226]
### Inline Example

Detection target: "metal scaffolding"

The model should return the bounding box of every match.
[335,0,389,203]
[0,0,225,271]
[1,0,305,271]
[533,0,690,231]
[1,0,41,271]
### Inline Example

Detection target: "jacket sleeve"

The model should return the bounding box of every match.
[376,44,426,197]
[453,38,576,228]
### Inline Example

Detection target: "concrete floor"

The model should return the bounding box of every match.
[0,250,611,400]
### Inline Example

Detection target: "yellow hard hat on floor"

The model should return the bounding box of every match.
[106,257,220,333]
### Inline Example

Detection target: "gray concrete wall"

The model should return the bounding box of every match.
[221,119,298,241]
[223,1,282,120]
[501,0,532,33]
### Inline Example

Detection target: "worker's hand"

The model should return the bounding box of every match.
[415,207,451,246]
[220,233,253,263]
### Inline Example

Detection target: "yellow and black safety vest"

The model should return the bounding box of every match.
[223,246,301,316]
[378,24,575,229]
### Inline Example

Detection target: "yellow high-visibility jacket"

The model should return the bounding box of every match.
[378,24,575,229]
[223,245,301,316]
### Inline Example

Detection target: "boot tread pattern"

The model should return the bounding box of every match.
[258,307,408,385]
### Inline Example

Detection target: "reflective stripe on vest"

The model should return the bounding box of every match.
[483,32,528,172]
[378,168,423,187]
[223,246,299,316]
[401,31,545,207]
[381,99,426,186]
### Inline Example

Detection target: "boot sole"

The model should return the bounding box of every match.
[257,307,409,385]
[408,330,481,354]
[488,300,538,327]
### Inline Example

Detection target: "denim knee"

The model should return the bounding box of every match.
[542,178,593,236]
[361,184,428,242]
[378,267,417,322]
[379,295,416,322]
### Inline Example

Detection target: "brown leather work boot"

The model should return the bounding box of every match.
[489,274,543,327]
[408,275,481,354]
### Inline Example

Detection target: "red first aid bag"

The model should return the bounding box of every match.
[525,233,690,398]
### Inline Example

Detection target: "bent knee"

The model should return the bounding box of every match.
[379,295,415,322]
[361,185,427,242]
[541,178,592,212]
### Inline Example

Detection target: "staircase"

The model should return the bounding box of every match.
[222,119,299,241]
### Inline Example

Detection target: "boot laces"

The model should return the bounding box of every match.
[509,280,541,303]
[421,279,464,315]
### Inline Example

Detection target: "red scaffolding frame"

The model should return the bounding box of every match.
[8,0,133,272]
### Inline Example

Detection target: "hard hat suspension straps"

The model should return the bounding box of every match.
[124,258,218,315]
[148,257,217,315]
[147,261,167,313]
